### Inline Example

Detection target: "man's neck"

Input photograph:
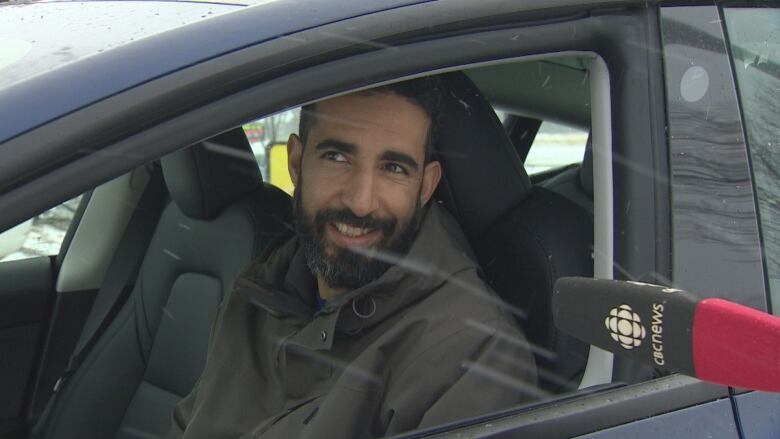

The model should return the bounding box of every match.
[317,278,346,301]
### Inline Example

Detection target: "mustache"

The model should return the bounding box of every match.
[314,208,397,237]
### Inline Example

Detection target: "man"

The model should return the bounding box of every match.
[170,77,538,438]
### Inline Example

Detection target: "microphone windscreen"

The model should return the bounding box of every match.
[554,278,780,392]
[553,277,699,376]
[694,298,780,392]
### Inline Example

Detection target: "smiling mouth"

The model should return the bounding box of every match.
[333,222,375,237]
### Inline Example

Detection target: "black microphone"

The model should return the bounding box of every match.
[553,277,780,392]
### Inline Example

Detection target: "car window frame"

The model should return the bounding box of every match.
[0,2,726,437]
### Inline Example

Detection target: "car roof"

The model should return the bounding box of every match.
[0,0,428,143]
[1,0,686,144]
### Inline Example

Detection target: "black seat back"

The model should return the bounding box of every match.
[435,72,592,394]
[40,129,291,439]
[538,135,594,214]
[473,188,592,393]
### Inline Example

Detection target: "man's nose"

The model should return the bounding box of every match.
[341,167,379,217]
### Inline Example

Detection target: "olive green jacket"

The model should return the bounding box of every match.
[170,204,538,438]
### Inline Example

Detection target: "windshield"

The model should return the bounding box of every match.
[0,1,242,89]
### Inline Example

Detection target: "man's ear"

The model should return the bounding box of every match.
[287,133,303,188]
[419,161,442,206]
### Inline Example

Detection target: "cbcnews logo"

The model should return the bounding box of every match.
[605,304,647,349]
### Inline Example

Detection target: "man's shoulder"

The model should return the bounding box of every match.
[402,204,521,337]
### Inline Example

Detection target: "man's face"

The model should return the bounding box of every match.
[287,92,441,292]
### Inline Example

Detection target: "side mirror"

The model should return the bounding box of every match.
[553,277,780,393]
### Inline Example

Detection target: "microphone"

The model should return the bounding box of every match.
[553,277,780,393]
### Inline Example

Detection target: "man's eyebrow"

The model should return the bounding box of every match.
[314,139,357,154]
[380,150,419,172]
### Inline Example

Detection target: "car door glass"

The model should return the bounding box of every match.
[524,120,589,174]
[0,196,82,262]
[239,59,598,406]
[725,7,780,314]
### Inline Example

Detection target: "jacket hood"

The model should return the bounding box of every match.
[235,202,479,333]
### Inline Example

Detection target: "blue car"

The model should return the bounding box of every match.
[1,0,778,437]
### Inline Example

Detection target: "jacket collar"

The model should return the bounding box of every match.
[235,203,478,335]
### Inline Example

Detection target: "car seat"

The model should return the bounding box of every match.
[538,136,594,214]
[434,72,592,395]
[36,129,292,439]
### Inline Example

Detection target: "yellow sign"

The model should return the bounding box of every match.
[269,143,294,195]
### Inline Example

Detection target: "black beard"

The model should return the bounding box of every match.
[294,189,423,291]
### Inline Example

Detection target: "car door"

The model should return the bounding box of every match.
[589,4,780,437]
[0,175,153,439]
[0,1,771,438]
[0,197,88,438]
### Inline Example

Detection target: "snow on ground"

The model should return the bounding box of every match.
[0,197,81,262]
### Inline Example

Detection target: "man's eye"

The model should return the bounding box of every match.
[323,151,347,162]
[385,163,408,175]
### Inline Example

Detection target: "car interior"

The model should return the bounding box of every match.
[8,55,597,438]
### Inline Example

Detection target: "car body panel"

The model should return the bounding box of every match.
[734,391,780,439]
[408,376,729,438]
[574,397,738,439]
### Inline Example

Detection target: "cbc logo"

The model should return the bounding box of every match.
[605,304,647,349]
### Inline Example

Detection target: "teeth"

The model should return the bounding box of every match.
[335,223,373,237]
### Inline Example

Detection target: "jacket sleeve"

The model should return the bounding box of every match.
[384,316,539,434]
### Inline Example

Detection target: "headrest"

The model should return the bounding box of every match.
[580,135,593,197]
[161,128,263,220]
[433,72,532,239]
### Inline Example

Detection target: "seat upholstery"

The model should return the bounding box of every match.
[434,72,533,239]
[40,129,291,439]
[538,136,594,214]
[473,188,593,393]
[435,72,592,394]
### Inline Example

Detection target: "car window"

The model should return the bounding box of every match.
[725,7,780,314]
[0,196,82,262]
[242,60,598,399]
[230,63,599,430]
[244,109,300,195]
[524,121,589,175]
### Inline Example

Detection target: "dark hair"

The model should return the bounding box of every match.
[298,76,444,163]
